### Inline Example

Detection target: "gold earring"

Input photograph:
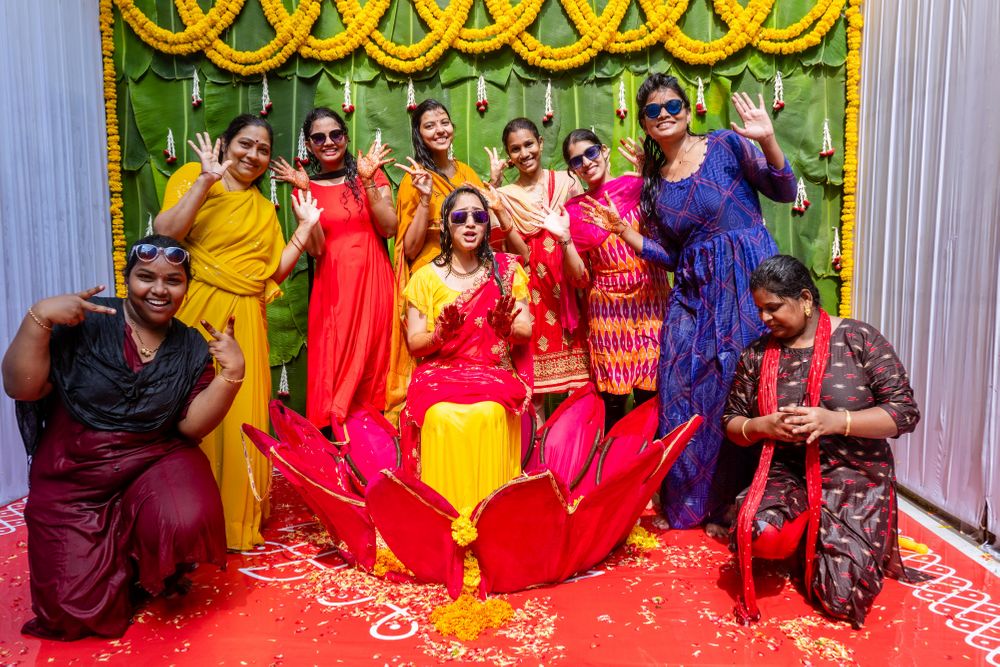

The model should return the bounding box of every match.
[804,304,812,318]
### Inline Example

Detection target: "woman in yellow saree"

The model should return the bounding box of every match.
[386,100,522,422]
[155,115,319,550]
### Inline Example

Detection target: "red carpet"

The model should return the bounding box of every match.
[1,475,997,666]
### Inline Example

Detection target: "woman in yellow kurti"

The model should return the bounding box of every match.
[401,186,532,510]
[387,99,523,422]
[155,116,320,550]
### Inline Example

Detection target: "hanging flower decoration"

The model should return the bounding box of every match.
[542,79,554,124]
[839,0,862,316]
[615,78,627,119]
[475,74,488,113]
[191,68,203,108]
[270,176,280,210]
[295,129,309,168]
[277,362,290,398]
[260,73,272,116]
[342,79,354,114]
[163,128,178,164]
[792,177,810,215]
[145,213,153,236]
[99,0,126,295]
[373,127,383,152]
[772,70,784,111]
[695,76,707,115]
[831,225,842,272]
[405,78,417,112]
[819,117,835,157]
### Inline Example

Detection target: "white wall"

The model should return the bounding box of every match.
[854,0,1000,541]
[0,0,114,503]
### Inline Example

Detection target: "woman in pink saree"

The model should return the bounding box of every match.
[401,186,533,511]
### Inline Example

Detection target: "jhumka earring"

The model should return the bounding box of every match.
[804,304,813,318]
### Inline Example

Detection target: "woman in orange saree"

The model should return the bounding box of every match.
[401,186,532,511]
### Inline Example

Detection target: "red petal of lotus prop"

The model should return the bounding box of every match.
[245,386,701,598]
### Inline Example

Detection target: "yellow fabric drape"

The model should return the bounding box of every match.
[161,162,285,550]
[384,161,485,422]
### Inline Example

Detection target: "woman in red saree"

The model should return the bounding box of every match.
[723,255,925,627]
[2,236,243,639]
[401,186,532,511]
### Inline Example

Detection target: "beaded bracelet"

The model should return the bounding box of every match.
[27,307,53,332]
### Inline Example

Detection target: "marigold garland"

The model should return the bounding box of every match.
[110,0,847,74]
[450,508,478,547]
[429,552,514,640]
[625,523,660,551]
[837,0,862,316]
[100,0,127,296]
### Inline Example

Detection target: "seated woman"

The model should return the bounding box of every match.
[2,235,244,640]
[723,255,923,627]
[401,186,533,511]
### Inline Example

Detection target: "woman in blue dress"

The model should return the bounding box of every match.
[583,73,797,529]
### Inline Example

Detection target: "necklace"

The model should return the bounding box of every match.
[449,259,484,278]
[124,303,163,358]
[664,136,704,178]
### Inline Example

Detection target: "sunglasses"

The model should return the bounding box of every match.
[449,209,491,226]
[568,144,604,171]
[130,244,189,265]
[309,129,347,146]
[643,99,685,119]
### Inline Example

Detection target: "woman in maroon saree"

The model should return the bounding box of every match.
[401,186,533,511]
[723,255,924,627]
[2,235,243,640]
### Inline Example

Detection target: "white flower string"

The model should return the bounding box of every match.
[277,362,290,398]
[145,213,153,236]
[295,129,309,168]
[695,76,707,115]
[820,118,835,157]
[342,79,354,114]
[191,69,202,108]
[616,79,628,119]
[772,70,784,111]
[270,176,279,210]
[476,74,488,112]
[163,128,177,164]
[374,127,383,153]
[543,79,554,123]
[260,73,272,116]
[831,225,842,271]
[792,177,811,214]
[406,78,416,112]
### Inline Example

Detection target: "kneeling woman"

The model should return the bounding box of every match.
[401,187,533,511]
[724,255,922,627]
[2,236,243,640]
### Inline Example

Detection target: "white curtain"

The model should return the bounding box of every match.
[854,0,1000,541]
[0,0,113,503]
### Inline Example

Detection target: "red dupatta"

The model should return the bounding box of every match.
[403,253,533,427]
[734,309,831,624]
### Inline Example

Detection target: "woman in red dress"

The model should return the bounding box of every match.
[272,108,396,436]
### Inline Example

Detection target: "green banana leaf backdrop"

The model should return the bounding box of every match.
[112,0,848,412]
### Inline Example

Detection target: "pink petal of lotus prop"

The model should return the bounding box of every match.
[246,386,701,597]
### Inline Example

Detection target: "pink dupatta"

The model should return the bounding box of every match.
[563,175,643,254]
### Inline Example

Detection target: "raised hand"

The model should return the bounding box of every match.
[395,158,433,199]
[201,316,245,383]
[486,294,521,340]
[618,137,645,173]
[32,285,117,328]
[531,204,570,241]
[187,132,232,183]
[270,156,309,190]
[484,147,511,186]
[580,193,626,234]
[358,141,395,183]
[431,303,466,346]
[290,189,324,228]
[730,92,775,143]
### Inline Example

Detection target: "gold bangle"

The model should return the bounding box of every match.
[27,307,53,331]
[740,417,752,442]
[844,410,852,437]
[219,373,245,384]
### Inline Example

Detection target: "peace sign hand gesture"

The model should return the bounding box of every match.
[270,156,310,191]
[31,285,117,329]
[187,132,232,183]
[395,158,433,199]
[484,147,511,186]
[358,141,395,183]
[618,137,645,173]
[201,316,245,383]
[730,92,775,143]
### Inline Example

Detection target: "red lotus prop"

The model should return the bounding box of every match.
[243,385,702,598]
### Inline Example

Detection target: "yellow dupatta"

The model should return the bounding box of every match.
[385,161,484,420]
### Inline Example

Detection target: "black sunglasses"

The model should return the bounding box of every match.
[643,99,685,119]
[449,209,490,226]
[130,244,189,265]
[568,144,604,171]
[309,129,348,146]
